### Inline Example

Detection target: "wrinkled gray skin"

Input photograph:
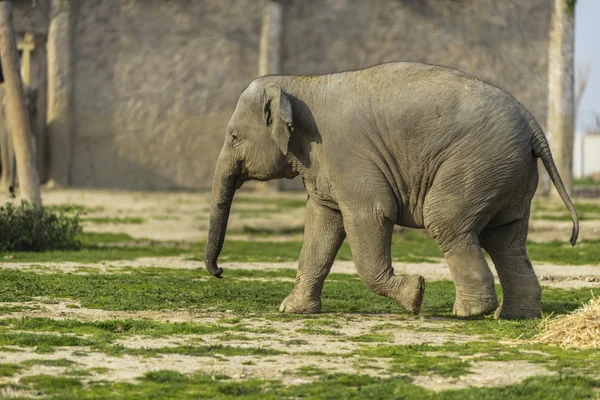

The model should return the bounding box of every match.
[205,62,579,319]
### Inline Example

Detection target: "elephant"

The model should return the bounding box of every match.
[204,62,579,319]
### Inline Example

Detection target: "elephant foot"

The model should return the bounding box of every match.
[279,292,321,314]
[392,275,425,315]
[494,294,542,319]
[453,294,498,318]
[494,280,542,319]
[494,304,541,320]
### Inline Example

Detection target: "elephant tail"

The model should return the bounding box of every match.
[530,121,579,246]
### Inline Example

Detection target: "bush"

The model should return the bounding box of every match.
[0,201,82,251]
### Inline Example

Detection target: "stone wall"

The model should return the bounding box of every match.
[283,0,552,126]
[12,0,48,34]
[12,0,555,190]
[71,0,262,189]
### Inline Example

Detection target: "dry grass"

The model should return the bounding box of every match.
[532,294,600,349]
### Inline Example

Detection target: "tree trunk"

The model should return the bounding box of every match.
[257,0,283,192]
[546,0,575,199]
[46,0,73,186]
[0,1,41,205]
[258,0,282,77]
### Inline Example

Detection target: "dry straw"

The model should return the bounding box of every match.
[531,293,600,349]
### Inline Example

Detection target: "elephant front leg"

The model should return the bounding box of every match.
[279,197,346,314]
[343,203,425,314]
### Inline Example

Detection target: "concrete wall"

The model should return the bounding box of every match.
[283,0,552,126]
[12,1,48,34]
[13,0,554,190]
[71,0,262,189]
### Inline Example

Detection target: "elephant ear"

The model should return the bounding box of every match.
[263,83,293,155]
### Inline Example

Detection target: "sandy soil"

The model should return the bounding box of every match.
[411,360,554,391]
[0,346,552,391]
[2,188,599,243]
[3,258,600,289]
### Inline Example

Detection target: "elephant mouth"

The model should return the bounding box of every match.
[234,173,247,189]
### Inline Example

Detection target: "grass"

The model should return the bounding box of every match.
[0,195,598,398]
[0,232,186,263]
[527,239,600,265]
[0,363,21,377]
[531,201,600,221]
[21,358,77,367]
[85,217,145,225]
[0,267,595,315]
[45,204,104,214]
[0,221,596,265]
[4,371,599,399]
[574,176,600,187]
[0,265,599,398]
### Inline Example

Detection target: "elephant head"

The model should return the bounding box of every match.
[204,82,296,277]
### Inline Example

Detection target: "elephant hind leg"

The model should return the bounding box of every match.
[479,217,541,319]
[441,233,498,317]
[343,202,425,314]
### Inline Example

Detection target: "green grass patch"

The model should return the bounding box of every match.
[10,224,594,266]
[0,332,94,352]
[0,268,595,316]
[296,327,344,336]
[21,358,76,367]
[45,204,104,214]
[10,372,599,399]
[193,229,443,263]
[141,369,189,384]
[0,363,21,377]
[297,365,327,377]
[90,367,110,374]
[0,232,186,263]
[117,344,285,358]
[574,176,600,187]
[302,318,342,328]
[347,333,394,343]
[527,239,600,265]
[0,305,40,313]
[85,217,145,225]
[77,232,135,244]
[20,374,82,391]
[0,317,255,337]
[532,201,600,221]
[64,368,92,377]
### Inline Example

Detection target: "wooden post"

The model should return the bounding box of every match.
[0,1,41,205]
[546,0,575,198]
[46,0,72,186]
[257,0,283,192]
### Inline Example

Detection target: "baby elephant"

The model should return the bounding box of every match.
[204,62,578,319]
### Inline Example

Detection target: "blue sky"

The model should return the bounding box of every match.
[576,0,600,133]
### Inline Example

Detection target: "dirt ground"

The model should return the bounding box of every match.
[1,188,600,395]
[3,188,598,243]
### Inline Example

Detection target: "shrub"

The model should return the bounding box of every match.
[0,201,82,251]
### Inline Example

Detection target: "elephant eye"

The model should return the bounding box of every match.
[231,132,239,143]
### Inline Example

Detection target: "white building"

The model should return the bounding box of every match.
[574,134,600,178]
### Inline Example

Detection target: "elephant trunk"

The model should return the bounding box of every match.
[204,150,239,278]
